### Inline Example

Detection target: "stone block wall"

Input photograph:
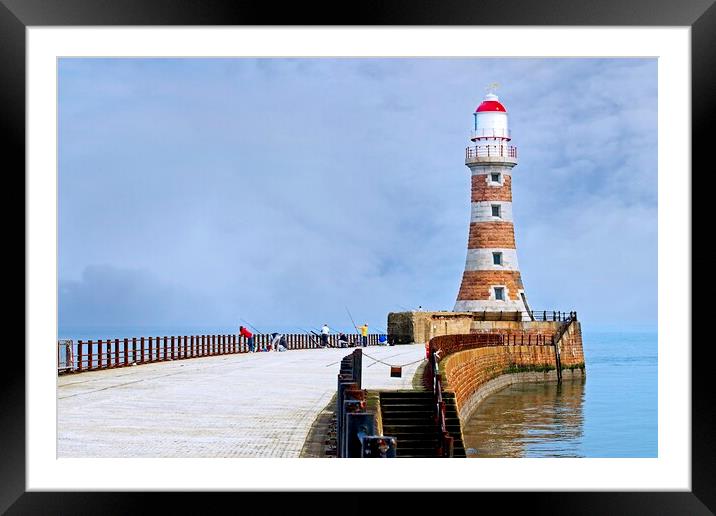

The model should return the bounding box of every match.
[471,320,559,335]
[387,311,474,344]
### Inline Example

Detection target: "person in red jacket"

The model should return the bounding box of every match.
[239,326,255,352]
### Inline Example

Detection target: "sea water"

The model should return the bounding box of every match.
[461,331,657,458]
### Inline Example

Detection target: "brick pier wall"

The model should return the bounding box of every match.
[468,320,585,366]
[432,322,585,421]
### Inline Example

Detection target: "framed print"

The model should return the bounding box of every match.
[4,0,712,513]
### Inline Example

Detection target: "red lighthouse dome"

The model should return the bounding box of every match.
[476,93,507,113]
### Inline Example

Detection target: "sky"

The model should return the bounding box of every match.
[58,58,657,336]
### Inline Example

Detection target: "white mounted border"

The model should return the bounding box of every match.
[27,27,689,492]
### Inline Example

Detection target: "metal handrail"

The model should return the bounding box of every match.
[467,310,577,322]
[430,350,454,458]
[465,144,518,159]
[528,310,577,322]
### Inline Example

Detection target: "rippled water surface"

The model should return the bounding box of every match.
[461,331,657,458]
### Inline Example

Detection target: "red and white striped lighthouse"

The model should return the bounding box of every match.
[454,92,531,316]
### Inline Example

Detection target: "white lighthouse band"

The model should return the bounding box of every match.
[470,201,513,223]
[464,248,520,271]
[455,296,529,314]
[470,166,512,179]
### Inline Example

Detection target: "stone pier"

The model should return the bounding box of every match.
[57,344,425,458]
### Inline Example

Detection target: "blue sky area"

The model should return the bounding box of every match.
[58,58,657,335]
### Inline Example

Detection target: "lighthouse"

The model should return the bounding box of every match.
[454,92,531,317]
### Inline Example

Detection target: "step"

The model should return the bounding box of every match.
[382,422,438,427]
[395,442,439,448]
[383,422,435,429]
[382,411,434,417]
[383,426,437,433]
[396,447,440,454]
[382,420,435,426]
[384,423,461,430]
[382,408,434,413]
[382,407,434,412]
[380,391,433,400]
[380,391,433,397]
[383,431,440,438]
[382,414,435,420]
[380,402,434,408]
[382,410,434,416]
[381,392,433,397]
[382,401,433,406]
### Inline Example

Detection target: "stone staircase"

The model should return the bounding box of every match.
[379,391,466,458]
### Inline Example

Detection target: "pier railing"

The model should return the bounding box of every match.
[468,310,577,322]
[429,330,569,360]
[58,332,386,374]
[428,349,454,458]
[529,310,577,322]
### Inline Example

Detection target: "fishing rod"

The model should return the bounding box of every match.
[315,329,336,348]
[240,318,262,334]
[345,306,359,332]
[296,326,325,347]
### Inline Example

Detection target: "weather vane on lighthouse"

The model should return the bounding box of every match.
[485,82,500,94]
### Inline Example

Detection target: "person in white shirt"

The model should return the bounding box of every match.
[321,324,330,348]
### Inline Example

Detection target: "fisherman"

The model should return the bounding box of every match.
[271,332,287,352]
[338,332,349,348]
[239,325,255,352]
[358,323,369,347]
[321,323,331,348]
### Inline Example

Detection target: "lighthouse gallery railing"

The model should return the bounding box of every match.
[465,144,517,159]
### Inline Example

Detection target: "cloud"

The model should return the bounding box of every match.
[58,58,657,334]
[59,265,218,328]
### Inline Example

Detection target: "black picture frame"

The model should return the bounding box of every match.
[3,0,709,513]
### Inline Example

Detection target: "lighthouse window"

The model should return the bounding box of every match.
[494,287,505,300]
[490,173,501,183]
[491,205,501,218]
[493,252,503,265]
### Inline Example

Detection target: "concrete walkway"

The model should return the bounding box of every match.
[57,344,425,458]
